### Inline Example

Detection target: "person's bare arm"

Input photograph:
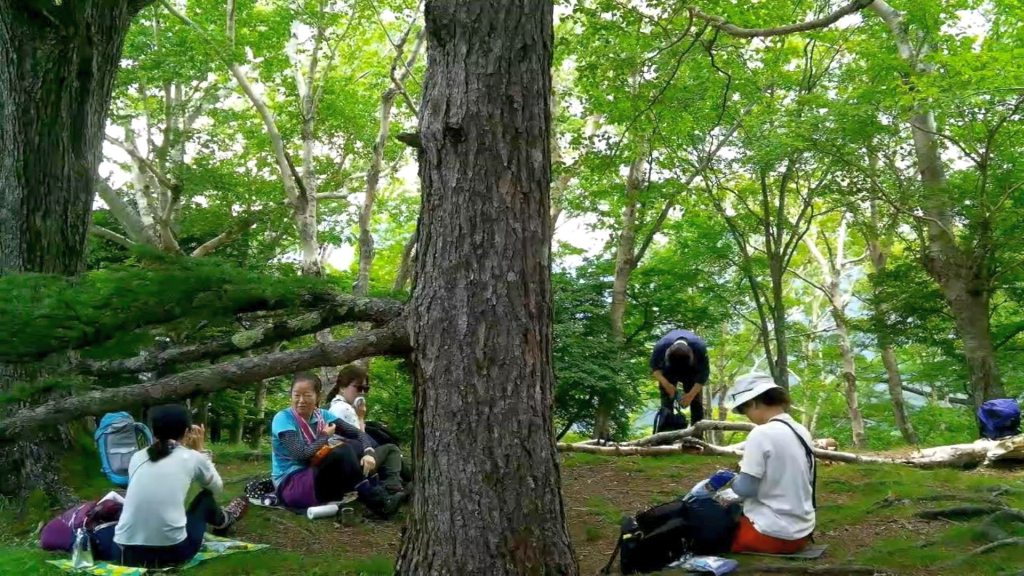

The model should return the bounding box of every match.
[652,370,678,397]
[680,383,703,407]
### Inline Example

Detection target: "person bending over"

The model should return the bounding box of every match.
[271,372,401,517]
[94,405,247,568]
[726,373,816,554]
[650,329,710,431]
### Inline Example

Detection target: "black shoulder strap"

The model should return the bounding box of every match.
[770,418,817,510]
[600,535,622,574]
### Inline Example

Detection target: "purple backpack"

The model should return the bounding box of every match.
[39,501,96,551]
[978,399,1021,440]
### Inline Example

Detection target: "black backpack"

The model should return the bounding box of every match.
[652,405,688,434]
[602,497,740,574]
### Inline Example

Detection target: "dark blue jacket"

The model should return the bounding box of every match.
[650,329,710,400]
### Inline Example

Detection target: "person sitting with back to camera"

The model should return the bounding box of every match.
[271,372,402,518]
[326,364,410,495]
[92,404,248,568]
[723,373,816,554]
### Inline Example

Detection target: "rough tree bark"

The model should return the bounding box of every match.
[0,1,151,273]
[395,0,577,573]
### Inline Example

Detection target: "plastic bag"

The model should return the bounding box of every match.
[70,528,93,569]
[668,554,738,575]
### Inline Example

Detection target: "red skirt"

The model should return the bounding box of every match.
[731,514,810,554]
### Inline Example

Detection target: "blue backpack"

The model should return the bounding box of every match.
[95,412,153,487]
[977,399,1021,440]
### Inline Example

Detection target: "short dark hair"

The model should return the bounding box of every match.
[666,340,694,368]
[291,372,321,395]
[737,387,791,414]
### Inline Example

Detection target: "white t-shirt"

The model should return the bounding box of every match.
[328,396,360,429]
[738,414,815,540]
[114,446,223,546]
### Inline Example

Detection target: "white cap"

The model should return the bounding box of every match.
[726,373,782,413]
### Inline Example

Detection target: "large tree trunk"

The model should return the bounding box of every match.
[0,3,145,274]
[396,1,577,573]
[0,1,150,500]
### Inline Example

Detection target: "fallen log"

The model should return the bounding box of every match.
[623,420,755,447]
[558,437,902,465]
[0,323,410,441]
[562,420,1024,469]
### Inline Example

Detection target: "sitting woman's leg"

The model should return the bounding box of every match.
[731,515,810,554]
[374,444,405,492]
[313,444,364,503]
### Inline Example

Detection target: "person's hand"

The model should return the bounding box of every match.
[678,395,692,408]
[184,425,205,451]
[354,397,368,419]
[360,454,377,476]
[323,423,336,437]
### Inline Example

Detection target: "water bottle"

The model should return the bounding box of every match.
[71,527,93,569]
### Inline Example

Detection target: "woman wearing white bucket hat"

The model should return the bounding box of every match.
[723,373,816,555]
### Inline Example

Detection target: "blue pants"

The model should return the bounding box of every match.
[93,489,224,568]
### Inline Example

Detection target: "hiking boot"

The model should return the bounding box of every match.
[361,485,402,519]
[212,497,249,536]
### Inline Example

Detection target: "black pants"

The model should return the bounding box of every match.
[93,489,225,568]
[313,443,365,503]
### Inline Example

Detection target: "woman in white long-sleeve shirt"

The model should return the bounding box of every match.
[94,405,247,568]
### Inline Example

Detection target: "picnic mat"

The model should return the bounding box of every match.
[47,534,269,575]
[739,544,828,559]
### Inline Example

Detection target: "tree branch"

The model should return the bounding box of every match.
[689,0,875,39]
[105,135,179,194]
[90,225,136,249]
[0,323,411,441]
[190,217,257,258]
[71,296,404,377]
[95,180,146,242]
[160,0,302,206]
[901,384,973,406]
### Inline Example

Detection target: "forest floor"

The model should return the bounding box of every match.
[2,442,1024,575]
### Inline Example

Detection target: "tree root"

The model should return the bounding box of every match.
[977,509,1024,542]
[916,505,1006,520]
[877,493,1006,509]
[959,537,1024,560]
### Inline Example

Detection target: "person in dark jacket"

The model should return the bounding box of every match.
[650,329,710,431]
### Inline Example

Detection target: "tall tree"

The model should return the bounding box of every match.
[0,0,154,274]
[395,0,577,572]
[799,215,869,448]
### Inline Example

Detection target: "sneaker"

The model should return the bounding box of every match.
[362,485,402,519]
[212,497,249,536]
